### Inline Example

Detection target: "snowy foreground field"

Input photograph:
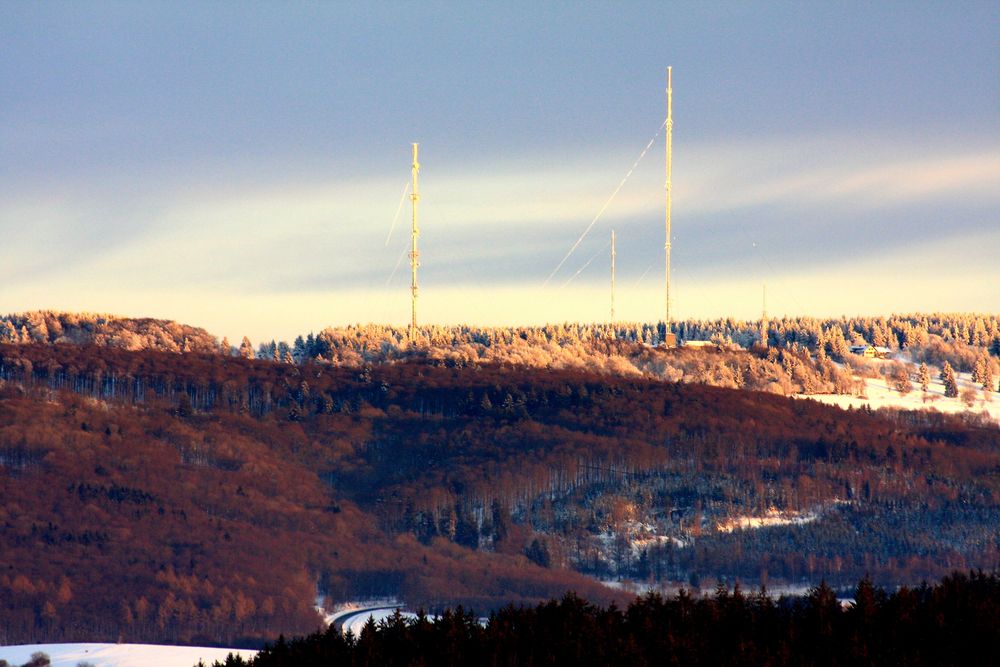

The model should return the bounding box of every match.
[0,598,406,667]
[0,643,257,667]
[0,594,474,664]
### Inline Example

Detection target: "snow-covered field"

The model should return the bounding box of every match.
[0,643,257,667]
[796,363,1000,424]
[0,602,413,666]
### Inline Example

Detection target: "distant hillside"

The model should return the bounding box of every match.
[282,313,999,371]
[3,312,996,401]
[1,340,997,646]
[0,345,618,646]
[0,311,219,353]
[274,313,998,401]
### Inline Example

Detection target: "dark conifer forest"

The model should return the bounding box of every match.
[205,571,1000,667]
[0,312,997,647]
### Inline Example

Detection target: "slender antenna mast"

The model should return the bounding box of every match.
[761,284,769,348]
[409,143,420,342]
[664,66,673,329]
[610,230,616,323]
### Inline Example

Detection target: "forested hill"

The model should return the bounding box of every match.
[0,311,218,353]
[0,343,619,646]
[279,313,1000,372]
[1,340,997,647]
[4,311,998,400]
[5,311,999,370]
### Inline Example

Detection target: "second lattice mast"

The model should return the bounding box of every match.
[409,143,421,342]
[664,66,673,329]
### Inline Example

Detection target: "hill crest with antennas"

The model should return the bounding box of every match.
[394,68,679,344]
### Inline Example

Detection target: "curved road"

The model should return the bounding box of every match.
[330,606,404,635]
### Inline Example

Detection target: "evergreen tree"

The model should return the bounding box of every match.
[454,508,480,549]
[0,320,17,342]
[918,362,931,393]
[972,355,985,385]
[292,336,306,362]
[490,500,508,544]
[238,336,255,359]
[826,327,850,360]
[525,538,551,568]
[941,361,959,398]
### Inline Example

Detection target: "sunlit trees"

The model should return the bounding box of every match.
[889,362,912,395]
[238,337,255,359]
[973,352,995,392]
[918,362,931,393]
[3,311,998,406]
[940,362,959,398]
[0,311,218,352]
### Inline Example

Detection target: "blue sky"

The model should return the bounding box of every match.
[2,1,998,343]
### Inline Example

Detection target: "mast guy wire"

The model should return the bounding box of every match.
[559,240,612,291]
[543,120,666,287]
[384,181,411,246]
[385,244,409,286]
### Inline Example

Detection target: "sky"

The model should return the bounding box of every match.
[2,1,998,343]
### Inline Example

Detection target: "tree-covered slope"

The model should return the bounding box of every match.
[0,337,997,646]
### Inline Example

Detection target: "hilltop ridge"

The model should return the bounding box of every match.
[0,311,219,353]
[3,311,997,407]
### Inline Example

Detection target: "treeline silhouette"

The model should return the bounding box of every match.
[206,571,999,667]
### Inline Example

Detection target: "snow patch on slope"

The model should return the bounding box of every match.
[715,507,822,533]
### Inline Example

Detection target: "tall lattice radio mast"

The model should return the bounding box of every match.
[409,143,420,342]
[664,66,673,329]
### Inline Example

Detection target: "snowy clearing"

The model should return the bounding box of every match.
[796,363,999,424]
[0,643,257,667]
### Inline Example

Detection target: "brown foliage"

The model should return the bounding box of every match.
[0,341,997,646]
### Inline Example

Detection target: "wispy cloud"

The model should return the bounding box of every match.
[671,134,1000,213]
[3,132,997,324]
